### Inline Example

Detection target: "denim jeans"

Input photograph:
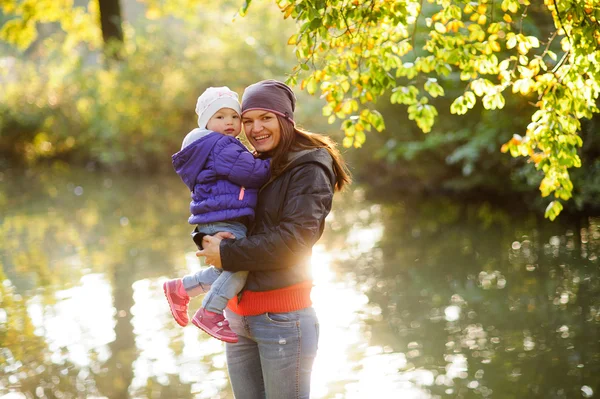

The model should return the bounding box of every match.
[224,307,320,399]
[182,221,248,314]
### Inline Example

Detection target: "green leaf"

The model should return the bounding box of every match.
[450,96,467,115]
[544,200,563,221]
[239,0,253,17]
[424,79,445,98]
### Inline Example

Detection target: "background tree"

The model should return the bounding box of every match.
[98,0,125,59]
[0,0,299,171]
[0,0,102,51]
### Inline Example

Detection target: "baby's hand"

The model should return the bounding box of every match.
[215,231,235,240]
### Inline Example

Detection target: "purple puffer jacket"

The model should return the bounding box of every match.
[172,132,271,225]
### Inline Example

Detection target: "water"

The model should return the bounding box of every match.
[1,169,599,398]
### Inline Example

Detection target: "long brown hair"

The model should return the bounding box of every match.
[265,116,351,192]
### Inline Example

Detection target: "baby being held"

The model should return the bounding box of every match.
[163,86,271,343]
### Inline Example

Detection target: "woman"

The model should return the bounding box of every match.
[197,79,351,398]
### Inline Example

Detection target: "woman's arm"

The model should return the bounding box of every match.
[217,164,334,272]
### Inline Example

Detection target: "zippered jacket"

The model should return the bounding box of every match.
[221,148,335,308]
[172,132,271,225]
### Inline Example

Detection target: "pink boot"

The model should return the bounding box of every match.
[163,279,190,327]
[192,308,238,343]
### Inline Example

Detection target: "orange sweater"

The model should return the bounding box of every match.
[226,280,313,316]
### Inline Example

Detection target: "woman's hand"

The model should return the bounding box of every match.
[196,232,234,269]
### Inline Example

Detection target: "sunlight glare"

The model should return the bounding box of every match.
[131,278,229,394]
[27,273,114,366]
[310,243,432,398]
[339,224,384,260]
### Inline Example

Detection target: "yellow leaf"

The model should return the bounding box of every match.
[528,36,540,47]
[512,79,521,94]
[342,101,353,114]
[503,14,513,23]
[519,78,533,95]
[518,65,534,78]
[531,153,544,164]
[517,41,528,55]
[307,78,317,94]
[283,4,294,18]
[516,55,526,65]
[287,34,298,45]
[447,20,464,32]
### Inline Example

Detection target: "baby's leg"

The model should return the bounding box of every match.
[181,267,222,297]
[202,271,249,314]
[190,221,247,342]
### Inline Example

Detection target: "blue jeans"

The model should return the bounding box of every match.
[182,221,248,314]
[224,307,320,399]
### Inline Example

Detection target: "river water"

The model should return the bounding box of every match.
[1,169,599,398]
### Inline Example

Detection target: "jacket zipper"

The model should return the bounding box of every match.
[238,187,245,200]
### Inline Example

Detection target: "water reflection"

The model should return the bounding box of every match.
[29,274,114,367]
[349,201,600,399]
[1,170,599,398]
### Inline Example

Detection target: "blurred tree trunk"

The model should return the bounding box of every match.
[98,0,124,59]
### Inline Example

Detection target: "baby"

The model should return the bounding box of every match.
[163,86,270,343]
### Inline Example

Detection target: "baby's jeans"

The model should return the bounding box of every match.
[181,221,248,314]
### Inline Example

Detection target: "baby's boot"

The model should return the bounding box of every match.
[163,279,190,327]
[192,308,238,343]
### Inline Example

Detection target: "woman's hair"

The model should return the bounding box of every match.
[266,115,351,192]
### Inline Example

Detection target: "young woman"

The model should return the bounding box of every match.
[197,79,351,398]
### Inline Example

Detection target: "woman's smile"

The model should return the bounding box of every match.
[242,110,281,152]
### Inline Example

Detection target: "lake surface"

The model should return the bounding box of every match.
[1,169,599,399]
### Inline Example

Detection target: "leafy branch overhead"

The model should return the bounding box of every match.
[242,0,600,220]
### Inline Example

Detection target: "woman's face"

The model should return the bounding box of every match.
[242,110,281,153]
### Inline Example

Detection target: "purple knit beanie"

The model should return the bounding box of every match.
[241,80,296,123]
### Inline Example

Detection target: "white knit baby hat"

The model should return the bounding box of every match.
[195,86,241,129]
